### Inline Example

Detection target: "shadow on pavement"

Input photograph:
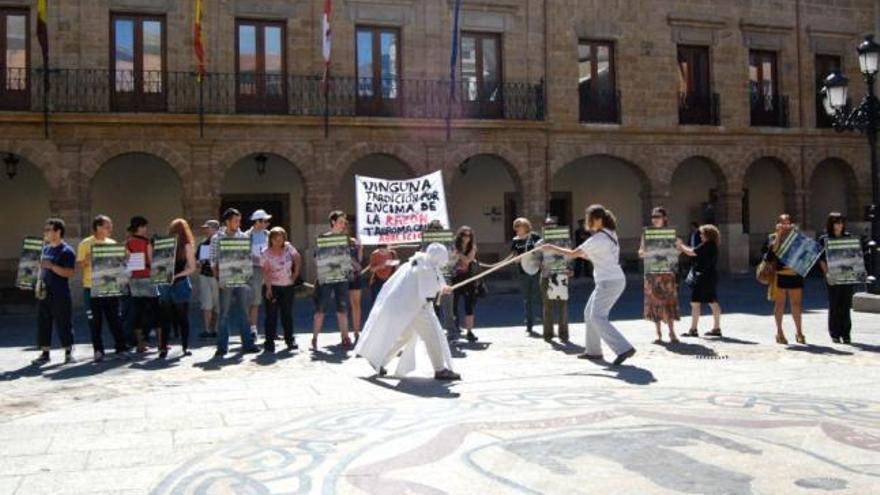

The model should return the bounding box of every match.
[712,336,760,345]
[359,376,460,399]
[44,358,128,380]
[658,341,718,357]
[310,344,349,364]
[129,355,184,371]
[453,342,491,352]
[0,362,64,381]
[550,340,586,355]
[194,353,244,371]
[785,344,853,356]
[568,363,657,385]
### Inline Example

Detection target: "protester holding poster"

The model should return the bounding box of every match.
[125,216,157,354]
[639,207,680,343]
[762,214,806,345]
[541,219,571,343]
[818,212,862,344]
[677,225,723,338]
[158,219,196,358]
[31,219,76,366]
[452,226,480,343]
[312,211,353,350]
[211,208,259,357]
[77,215,129,362]
[355,171,450,245]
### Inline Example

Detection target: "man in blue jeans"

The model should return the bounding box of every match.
[211,208,259,357]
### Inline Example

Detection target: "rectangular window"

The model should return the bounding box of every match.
[815,54,842,128]
[749,50,786,126]
[236,19,287,113]
[0,9,29,110]
[677,45,717,125]
[578,40,618,123]
[460,32,503,118]
[355,26,401,116]
[111,14,166,111]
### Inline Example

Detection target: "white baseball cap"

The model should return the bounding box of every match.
[250,209,272,221]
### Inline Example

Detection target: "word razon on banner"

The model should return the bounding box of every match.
[355,171,450,245]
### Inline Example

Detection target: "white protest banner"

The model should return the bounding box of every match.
[355,171,449,246]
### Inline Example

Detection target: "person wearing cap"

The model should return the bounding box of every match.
[125,215,158,353]
[355,243,460,381]
[246,209,272,341]
[197,220,220,338]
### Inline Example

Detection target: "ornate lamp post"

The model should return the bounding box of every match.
[822,34,880,294]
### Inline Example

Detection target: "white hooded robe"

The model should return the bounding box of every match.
[355,249,454,377]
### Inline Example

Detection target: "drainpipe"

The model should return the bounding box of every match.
[543,0,550,219]
[795,0,807,227]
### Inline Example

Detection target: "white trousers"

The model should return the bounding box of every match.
[382,310,450,372]
[584,278,632,356]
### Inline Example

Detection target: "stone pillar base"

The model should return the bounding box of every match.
[853,292,880,313]
[718,223,749,274]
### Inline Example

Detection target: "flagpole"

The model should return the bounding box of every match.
[324,72,330,139]
[447,0,462,142]
[198,75,204,138]
[322,0,333,140]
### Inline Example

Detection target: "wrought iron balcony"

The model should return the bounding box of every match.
[749,93,789,127]
[678,92,720,126]
[0,68,544,121]
[579,89,621,124]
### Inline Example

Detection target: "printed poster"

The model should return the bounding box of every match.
[542,227,571,275]
[151,237,177,286]
[421,230,456,278]
[218,238,252,288]
[91,244,128,298]
[16,237,43,290]
[825,238,867,285]
[355,171,450,245]
[643,228,679,274]
[316,234,352,284]
[776,230,823,278]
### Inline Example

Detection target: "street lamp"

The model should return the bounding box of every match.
[822,34,880,293]
[3,152,19,179]
[254,153,268,176]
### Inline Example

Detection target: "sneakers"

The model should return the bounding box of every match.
[434,369,461,381]
[213,349,226,358]
[287,340,299,351]
[577,353,603,361]
[465,331,478,343]
[242,346,260,354]
[64,351,76,364]
[31,352,50,365]
[93,350,105,362]
[182,349,192,357]
[613,348,636,366]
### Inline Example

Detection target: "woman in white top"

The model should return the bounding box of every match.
[541,205,636,366]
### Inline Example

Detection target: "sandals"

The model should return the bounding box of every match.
[704,328,722,337]
[775,333,788,345]
[682,328,698,338]
[795,333,806,345]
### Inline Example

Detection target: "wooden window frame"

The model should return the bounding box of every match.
[109,12,167,112]
[235,18,288,114]
[355,25,402,117]
[578,39,618,123]
[0,8,30,111]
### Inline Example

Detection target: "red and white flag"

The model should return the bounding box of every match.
[322,0,332,91]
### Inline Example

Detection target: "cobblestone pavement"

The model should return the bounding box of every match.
[0,277,878,494]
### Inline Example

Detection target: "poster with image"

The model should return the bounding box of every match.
[218,238,252,288]
[355,171,449,245]
[316,234,352,284]
[776,230,823,278]
[643,228,679,274]
[542,227,571,275]
[16,237,43,290]
[151,237,177,286]
[91,244,128,298]
[825,238,867,285]
[421,230,456,278]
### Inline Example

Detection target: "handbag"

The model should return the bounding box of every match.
[755,259,775,285]
[685,267,700,288]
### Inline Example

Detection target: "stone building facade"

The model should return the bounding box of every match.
[0,0,875,292]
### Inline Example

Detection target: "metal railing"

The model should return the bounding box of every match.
[579,89,621,124]
[679,92,720,126]
[0,68,544,121]
[749,93,789,127]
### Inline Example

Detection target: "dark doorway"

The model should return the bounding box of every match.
[549,191,573,230]
[503,192,519,241]
[220,193,289,233]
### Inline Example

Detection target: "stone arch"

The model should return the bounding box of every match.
[550,143,660,193]
[667,156,728,226]
[442,143,526,191]
[663,147,735,191]
[330,142,423,185]
[0,140,59,194]
[81,141,190,191]
[0,152,53,273]
[213,142,313,196]
[807,157,860,230]
[733,149,800,190]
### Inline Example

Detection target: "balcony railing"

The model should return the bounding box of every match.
[0,68,544,121]
[678,92,720,126]
[579,89,621,124]
[749,93,789,127]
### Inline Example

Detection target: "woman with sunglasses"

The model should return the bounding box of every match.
[452,226,479,343]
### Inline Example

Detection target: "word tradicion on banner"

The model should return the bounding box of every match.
[355,171,449,245]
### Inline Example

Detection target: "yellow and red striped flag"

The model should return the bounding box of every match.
[37,0,48,67]
[194,0,205,79]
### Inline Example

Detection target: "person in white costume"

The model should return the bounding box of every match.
[355,243,461,381]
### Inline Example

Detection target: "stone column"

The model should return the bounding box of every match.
[186,142,218,228]
[715,190,750,274]
[525,144,548,226]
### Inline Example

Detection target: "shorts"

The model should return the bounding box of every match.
[313,281,349,313]
[198,274,219,311]
[348,271,363,291]
[776,273,804,290]
[248,270,264,307]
